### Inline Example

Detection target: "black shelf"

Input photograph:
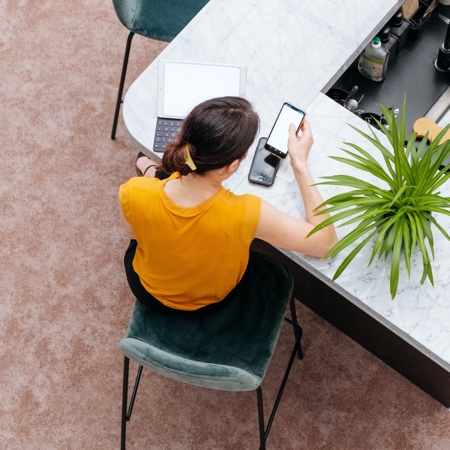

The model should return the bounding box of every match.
[329,4,450,133]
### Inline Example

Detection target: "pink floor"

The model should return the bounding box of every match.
[1,1,450,448]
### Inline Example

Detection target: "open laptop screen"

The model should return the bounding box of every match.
[158,60,247,119]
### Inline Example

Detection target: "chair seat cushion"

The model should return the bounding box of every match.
[120,251,294,391]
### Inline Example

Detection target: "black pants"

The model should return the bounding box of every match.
[124,240,245,316]
[154,169,170,180]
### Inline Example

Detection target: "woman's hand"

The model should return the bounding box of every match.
[287,118,314,170]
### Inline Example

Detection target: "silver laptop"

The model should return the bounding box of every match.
[153,60,247,152]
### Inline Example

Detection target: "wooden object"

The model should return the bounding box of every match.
[401,0,419,19]
[413,117,450,143]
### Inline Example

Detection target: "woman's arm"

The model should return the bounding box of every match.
[254,119,338,258]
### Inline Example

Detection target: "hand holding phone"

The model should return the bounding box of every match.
[286,118,314,168]
[265,102,306,159]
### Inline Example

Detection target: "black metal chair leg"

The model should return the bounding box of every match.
[264,335,300,443]
[289,297,303,359]
[121,356,130,450]
[121,358,144,450]
[127,365,143,420]
[256,387,266,450]
[256,305,302,449]
[111,31,135,140]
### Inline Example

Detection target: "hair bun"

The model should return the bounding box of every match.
[161,141,195,176]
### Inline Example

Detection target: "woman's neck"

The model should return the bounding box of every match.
[164,172,223,208]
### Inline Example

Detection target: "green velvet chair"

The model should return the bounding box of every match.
[120,251,303,449]
[111,0,210,139]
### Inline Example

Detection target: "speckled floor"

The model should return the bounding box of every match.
[1,1,450,449]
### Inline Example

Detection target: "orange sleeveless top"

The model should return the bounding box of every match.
[119,173,261,310]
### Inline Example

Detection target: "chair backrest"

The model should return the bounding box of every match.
[112,0,210,42]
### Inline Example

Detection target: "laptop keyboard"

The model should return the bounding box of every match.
[153,118,183,152]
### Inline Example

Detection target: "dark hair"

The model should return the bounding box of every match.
[160,97,259,176]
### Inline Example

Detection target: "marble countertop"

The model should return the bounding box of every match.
[123,0,450,373]
[124,0,403,155]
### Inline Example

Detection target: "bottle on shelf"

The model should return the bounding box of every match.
[389,11,410,55]
[379,27,398,65]
[357,37,390,82]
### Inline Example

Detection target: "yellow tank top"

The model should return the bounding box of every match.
[119,174,261,310]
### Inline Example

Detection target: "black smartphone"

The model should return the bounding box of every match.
[248,137,281,186]
[265,102,306,159]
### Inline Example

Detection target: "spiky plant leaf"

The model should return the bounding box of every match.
[310,98,450,298]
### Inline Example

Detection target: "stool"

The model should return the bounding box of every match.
[120,251,303,449]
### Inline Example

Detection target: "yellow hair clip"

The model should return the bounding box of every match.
[185,148,197,171]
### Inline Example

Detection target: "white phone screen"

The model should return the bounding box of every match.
[266,103,305,157]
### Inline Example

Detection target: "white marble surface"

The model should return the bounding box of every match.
[122,0,450,372]
[124,0,403,156]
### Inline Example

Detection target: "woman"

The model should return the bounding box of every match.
[119,97,337,315]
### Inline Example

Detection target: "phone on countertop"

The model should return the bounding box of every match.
[248,137,281,186]
[265,102,306,159]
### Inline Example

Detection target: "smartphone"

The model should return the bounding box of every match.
[265,102,306,158]
[248,137,281,186]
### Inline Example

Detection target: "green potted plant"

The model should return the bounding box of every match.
[309,98,450,298]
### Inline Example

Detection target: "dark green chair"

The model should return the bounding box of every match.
[120,251,303,449]
[111,0,210,139]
